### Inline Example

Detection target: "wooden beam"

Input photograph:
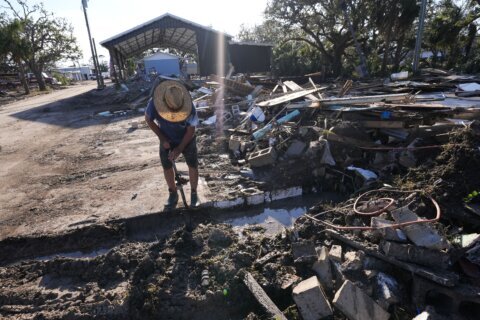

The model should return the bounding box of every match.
[283,80,319,101]
[310,93,409,107]
[258,87,327,107]
[243,271,287,320]
[357,120,405,129]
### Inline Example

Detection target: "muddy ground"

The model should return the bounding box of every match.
[0,81,216,240]
[2,82,480,319]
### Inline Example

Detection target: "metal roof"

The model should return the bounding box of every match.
[100,13,231,57]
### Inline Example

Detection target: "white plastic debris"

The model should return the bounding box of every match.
[202,115,216,125]
[347,166,378,181]
[458,82,480,92]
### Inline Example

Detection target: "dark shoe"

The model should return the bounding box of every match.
[190,191,199,208]
[165,190,178,210]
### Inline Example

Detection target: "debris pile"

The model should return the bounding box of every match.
[2,70,479,319]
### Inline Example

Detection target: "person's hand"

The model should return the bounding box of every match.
[168,146,182,161]
[162,140,171,150]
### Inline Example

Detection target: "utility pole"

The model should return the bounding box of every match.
[92,38,105,87]
[81,0,103,89]
[413,0,427,74]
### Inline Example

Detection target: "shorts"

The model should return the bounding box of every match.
[160,137,198,169]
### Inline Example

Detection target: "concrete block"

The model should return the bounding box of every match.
[213,197,244,209]
[391,206,450,250]
[329,245,342,262]
[333,280,390,320]
[293,276,333,320]
[412,275,480,318]
[270,186,302,201]
[229,135,242,152]
[312,246,333,290]
[248,147,277,167]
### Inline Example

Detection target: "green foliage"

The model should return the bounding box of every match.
[98,61,108,73]
[238,0,480,77]
[2,0,82,91]
[464,190,479,203]
[51,71,70,86]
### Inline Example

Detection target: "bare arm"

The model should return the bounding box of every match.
[145,114,170,148]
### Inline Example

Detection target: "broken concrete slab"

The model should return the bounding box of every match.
[333,280,390,320]
[312,246,333,290]
[292,276,333,320]
[391,206,450,250]
[371,217,408,242]
[329,244,342,262]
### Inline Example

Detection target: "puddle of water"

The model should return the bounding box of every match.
[222,192,342,236]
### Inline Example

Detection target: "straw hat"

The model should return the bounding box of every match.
[153,80,192,122]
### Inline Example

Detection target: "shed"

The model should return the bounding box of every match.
[100,13,272,80]
[143,52,180,76]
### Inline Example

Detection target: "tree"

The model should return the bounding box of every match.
[265,0,370,76]
[2,0,82,91]
[0,17,30,93]
[238,21,324,76]
[366,0,419,74]
[425,0,480,69]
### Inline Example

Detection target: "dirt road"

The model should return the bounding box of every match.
[0,83,208,240]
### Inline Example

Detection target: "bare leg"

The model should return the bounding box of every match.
[163,167,176,191]
[188,166,198,192]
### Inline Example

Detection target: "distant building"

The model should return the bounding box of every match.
[54,66,93,81]
[143,52,180,76]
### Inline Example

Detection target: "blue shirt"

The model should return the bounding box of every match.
[145,98,198,146]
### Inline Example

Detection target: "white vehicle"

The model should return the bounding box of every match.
[101,72,110,79]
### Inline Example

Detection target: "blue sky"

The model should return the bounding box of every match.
[34,0,268,65]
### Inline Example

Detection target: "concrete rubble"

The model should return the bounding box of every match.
[1,69,480,319]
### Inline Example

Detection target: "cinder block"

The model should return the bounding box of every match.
[312,246,333,290]
[293,276,333,320]
[248,147,277,167]
[333,280,390,320]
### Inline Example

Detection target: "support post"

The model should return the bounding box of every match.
[413,0,427,73]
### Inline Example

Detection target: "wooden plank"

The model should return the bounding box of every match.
[325,229,459,287]
[309,77,324,99]
[358,120,405,129]
[243,271,288,320]
[283,80,319,101]
[258,87,326,107]
[310,93,409,107]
